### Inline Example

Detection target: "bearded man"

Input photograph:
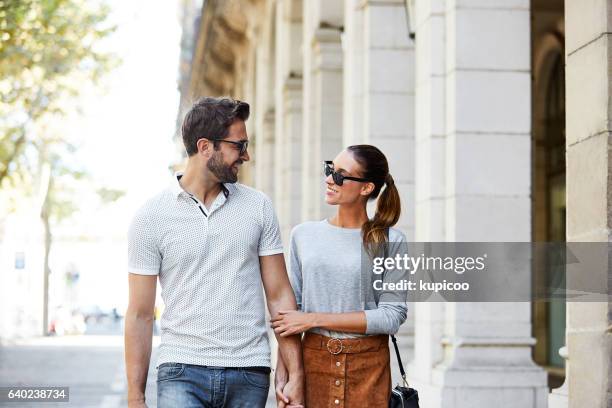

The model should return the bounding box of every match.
[125,97,304,408]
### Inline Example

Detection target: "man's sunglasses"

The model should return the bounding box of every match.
[324,161,371,186]
[198,137,249,155]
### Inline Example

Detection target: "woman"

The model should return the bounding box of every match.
[272,144,407,408]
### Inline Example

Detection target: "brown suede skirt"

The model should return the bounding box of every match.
[302,332,391,408]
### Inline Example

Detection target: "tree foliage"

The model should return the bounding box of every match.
[0,0,117,186]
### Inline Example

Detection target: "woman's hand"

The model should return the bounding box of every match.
[271,310,315,337]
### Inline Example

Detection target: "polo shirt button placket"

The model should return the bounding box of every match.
[185,193,209,220]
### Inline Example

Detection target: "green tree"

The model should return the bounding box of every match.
[38,145,125,334]
[1,0,120,335]
[0,0,116,185]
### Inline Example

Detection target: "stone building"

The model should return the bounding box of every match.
[176,0,612,407]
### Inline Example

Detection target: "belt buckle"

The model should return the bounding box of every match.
[326,338,343,355]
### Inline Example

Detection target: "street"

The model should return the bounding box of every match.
[0,334,157,408]
[0,318,278,408]
[0,318,410,408]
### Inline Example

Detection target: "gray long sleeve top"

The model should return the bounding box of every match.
[288,219,408,339]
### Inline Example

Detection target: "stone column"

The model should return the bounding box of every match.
[343,0,415,236]
[254,6,277,200]
[255,108,276,199]
[410,0,447,404]
[343,0,418,379]
[282,77,304,237]
[342,0,366,146]
[302,0,344,220]
[564,0,612,407]
[427,0,547,406]
[275,0,303,241]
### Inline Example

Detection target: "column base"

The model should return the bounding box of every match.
[430,366,548,408]
[548,383,568,408]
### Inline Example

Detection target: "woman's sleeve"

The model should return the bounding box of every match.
[364,302,407,335]
[288,228,303,311]
[363,231,408,334]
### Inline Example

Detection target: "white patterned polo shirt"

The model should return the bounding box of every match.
[127,172,284,368]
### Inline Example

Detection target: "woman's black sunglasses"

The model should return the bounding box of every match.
[324,161,371,186]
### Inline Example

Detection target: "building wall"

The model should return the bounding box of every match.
[178,0,612,406]
[564,0,612,406]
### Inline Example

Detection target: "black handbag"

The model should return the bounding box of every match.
[389,334,419,407]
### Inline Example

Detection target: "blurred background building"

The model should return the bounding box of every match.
[174,0,611,407]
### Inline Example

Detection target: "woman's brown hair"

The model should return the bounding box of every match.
[346,145,401,254]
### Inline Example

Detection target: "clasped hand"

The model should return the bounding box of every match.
[270,310,313,337]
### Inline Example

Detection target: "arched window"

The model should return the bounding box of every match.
[532,34,566,389]
[543,49,566,369]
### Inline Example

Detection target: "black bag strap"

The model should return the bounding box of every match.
[384,228,409,387]
[391,334,406,380]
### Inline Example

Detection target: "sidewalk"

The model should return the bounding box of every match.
[0,331,411,407]
[0,335,157,408]
[0,334,273,408]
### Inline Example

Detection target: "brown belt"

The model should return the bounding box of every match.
[302,332,388,355]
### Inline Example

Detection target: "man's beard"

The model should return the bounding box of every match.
[207,150,240,183]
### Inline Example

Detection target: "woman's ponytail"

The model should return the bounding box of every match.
[346,145,402,255]
[378,174,402,229]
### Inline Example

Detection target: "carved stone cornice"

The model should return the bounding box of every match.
[188,0,253,97]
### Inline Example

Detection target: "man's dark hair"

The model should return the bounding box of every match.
[181,97,250,156]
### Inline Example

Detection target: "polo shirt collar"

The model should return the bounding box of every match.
[172,172,235,199]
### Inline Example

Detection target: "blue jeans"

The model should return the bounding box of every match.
[156,363,270,408]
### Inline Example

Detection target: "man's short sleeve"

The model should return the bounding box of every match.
[128,210,161,275]
[258,195,284,256]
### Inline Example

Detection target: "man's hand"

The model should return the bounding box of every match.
[275,362,289,408]
[280,376,305,408]
[276,364,306,408]
[276,351,306,408]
